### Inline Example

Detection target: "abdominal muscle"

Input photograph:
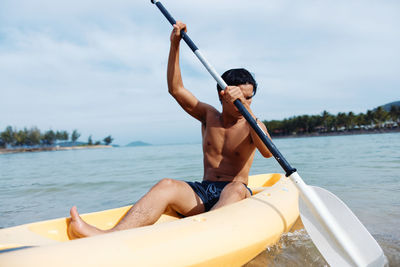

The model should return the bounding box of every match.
[202,144,256,184]
[201,111,257,184]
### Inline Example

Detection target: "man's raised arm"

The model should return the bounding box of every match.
[167,21,212,123]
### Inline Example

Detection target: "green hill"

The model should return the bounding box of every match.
[126,141,151,147]
[380,101,400,112]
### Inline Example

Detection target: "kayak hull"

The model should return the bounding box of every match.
[0,173,300,266]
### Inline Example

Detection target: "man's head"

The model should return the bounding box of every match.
[217,68,258,98]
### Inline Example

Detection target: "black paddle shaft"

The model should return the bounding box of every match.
[152,0,297,177]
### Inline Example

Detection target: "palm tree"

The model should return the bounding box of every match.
[336,112,347,131]
[365,110,374,128]
[321,111,331,132]
[355,113,367,129]
[1,126,15,147]
[43,130,56,145]
[88,135,93,146]
[346,112,356,130]
[15,129,28,146]
[389,105,400,124]
[103,135,114,145]
[71,130,81,144]
[373,107,388,128]
[27,127,42,146]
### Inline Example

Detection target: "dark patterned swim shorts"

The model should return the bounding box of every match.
[186,180,253,211]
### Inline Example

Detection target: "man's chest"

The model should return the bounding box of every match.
[202,122,253,156]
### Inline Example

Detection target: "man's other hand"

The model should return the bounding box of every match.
[170,21,187,44]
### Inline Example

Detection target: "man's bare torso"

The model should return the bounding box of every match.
[202,108,256,184]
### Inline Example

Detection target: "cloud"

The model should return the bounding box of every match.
[0,0,399,144]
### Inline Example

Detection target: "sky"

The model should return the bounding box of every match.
[1,0,399,145]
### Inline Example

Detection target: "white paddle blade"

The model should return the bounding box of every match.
[299,186,385,267]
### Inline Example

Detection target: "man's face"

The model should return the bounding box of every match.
[220,84,254,116]
[239,84,254,103]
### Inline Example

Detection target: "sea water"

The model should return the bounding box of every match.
[1,133,399,266]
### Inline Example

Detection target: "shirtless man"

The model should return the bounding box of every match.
[68,21,272,238]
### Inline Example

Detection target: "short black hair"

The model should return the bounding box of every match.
[217,68,258,97]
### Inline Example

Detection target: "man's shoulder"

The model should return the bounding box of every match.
[202,103,220,117]
[200,104,221,127]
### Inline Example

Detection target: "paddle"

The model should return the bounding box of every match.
[150,1,385,266]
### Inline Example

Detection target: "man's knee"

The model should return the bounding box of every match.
[223,182,248,199]
[154,178,177,191]
[148,178,182,204]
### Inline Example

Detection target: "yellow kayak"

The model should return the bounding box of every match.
[0,173,300,266]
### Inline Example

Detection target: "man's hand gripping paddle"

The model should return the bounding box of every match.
[151,1,385,266]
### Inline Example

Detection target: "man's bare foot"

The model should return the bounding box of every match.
[68,206,107,239]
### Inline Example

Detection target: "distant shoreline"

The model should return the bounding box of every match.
[271,128,400,139]
[0,145,112,155]
[1,129,399,154]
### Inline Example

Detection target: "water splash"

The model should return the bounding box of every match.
[245,230,328,266]
[246,230,395,266]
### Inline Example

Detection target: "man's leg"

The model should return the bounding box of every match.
[210,181,251,211]
[69,178,204,238]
